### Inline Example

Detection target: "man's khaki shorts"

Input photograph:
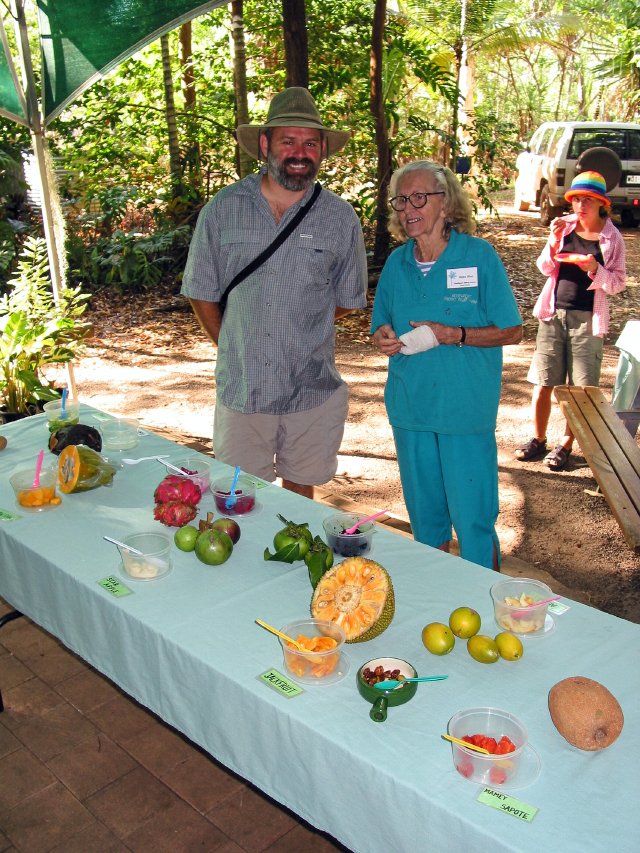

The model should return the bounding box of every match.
[213,385,349,485]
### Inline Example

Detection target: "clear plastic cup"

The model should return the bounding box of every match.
[448,707,527,786]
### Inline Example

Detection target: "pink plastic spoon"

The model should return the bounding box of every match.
[512,595,561,618]
[32,450,44,488]
[343,509,389,535]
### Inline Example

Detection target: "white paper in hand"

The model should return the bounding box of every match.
[399,325,439,355]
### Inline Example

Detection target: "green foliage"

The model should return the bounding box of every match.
[0,237,90,413]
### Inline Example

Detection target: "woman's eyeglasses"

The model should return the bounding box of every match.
[389,191,445,211]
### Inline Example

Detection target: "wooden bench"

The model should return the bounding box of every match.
[554,385,640,554]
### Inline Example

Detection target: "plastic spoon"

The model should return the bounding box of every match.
[512,595,561,618]
[373,675,448,690]
[121,455,170,465]
[343,509,389,535]
[103,535,165,570]
[60,387,68,419]
[32,449,44,488]
[225,466,241,509]
[159,459,190,475]
[103,535,143,555]
[255,619,307,652]
[441,734,491,755]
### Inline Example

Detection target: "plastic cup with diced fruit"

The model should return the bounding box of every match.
[490,577,553,635]
[448,707,527,786]
[279,618,346,685]
[171,455,211,493]
[43,399,80,433]
[118,532,172,581]
[10,466,61,511]
[212,473,256,515]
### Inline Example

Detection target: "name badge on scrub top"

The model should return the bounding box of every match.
[447,267,478,288]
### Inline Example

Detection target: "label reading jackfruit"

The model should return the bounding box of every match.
[477,788,538,822]
[259,668,303,697]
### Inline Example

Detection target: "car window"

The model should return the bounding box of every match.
[529,129,544,154]
[568,129,627,159]
[629,131,640,159]
[547,128,564,157]
[538,128,556,155]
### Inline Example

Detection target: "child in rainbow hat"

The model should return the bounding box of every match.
[516,170,626,471]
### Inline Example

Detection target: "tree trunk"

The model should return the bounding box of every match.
[370,0,391,269]
[281,0,309,88]
[179,22,201,189]
[230,1,253,178]
[160,34,182,197]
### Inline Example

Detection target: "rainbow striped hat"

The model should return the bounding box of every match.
[565,171,610,207]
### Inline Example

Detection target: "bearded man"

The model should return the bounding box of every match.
[181,88,368,498]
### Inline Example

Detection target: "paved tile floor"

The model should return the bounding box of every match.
[0,598,352,852]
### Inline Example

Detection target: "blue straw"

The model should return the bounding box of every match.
[225,466,241,509]
[61,387,68,416]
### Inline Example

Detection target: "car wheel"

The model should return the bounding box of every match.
[514,188,530,212]
[539,185,563,226]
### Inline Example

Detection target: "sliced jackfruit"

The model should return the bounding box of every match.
[310,557,394,643]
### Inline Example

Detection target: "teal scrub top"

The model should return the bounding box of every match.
[370,230,522,434]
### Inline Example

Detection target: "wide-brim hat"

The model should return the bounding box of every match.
[565,170,610,207]
[236,87,350,160]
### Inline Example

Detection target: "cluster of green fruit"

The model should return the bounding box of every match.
[174,512,241,566]
[421,606,524,664]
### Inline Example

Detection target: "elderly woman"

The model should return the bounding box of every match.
[371,161,522,569]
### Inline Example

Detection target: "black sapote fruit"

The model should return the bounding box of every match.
[49,423,102,455]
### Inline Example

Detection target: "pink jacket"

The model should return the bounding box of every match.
[534,214,626,337]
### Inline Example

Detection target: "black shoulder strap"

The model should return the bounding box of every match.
[219,181,322,315]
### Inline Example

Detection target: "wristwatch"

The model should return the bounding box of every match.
[457,326,466,347]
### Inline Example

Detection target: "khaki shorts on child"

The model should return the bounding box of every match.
[527,309,603,387]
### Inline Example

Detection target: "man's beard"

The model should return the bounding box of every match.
[266,151,319,192]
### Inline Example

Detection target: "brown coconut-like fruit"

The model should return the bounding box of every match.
[548,676,624,751]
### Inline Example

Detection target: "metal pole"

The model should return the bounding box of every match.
[11,0,77,397]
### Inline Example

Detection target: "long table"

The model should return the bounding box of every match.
[1,406,639,853]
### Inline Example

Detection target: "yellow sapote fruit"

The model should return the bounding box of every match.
[310,557,394,643]
[467,634,499,664]
[421,622,455,656]
[448,606,481,639]
[495,632,524,661]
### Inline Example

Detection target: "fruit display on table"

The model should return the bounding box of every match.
[57,444,117,493]
[264,514,313,563]
[548,677,624,751]
[310,557,394,643]
[422,606,524,664]
[153,474,202,527]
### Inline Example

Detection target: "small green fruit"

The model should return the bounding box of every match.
[421,622,455,655]
[467,634,499,664]
[174,524,199,552]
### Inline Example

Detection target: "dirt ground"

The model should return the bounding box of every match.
[58,195,640,624]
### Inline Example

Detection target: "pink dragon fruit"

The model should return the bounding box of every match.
[153,475,202,507]
[154,500,198,527]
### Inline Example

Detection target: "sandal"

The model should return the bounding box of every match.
[515,437,547,461]
[544,445,571,471]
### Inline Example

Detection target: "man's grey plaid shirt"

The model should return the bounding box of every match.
[181,174,368,415]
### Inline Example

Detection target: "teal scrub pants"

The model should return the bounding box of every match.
[392,427,500,569]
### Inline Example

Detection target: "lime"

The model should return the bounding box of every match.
[495,632,524,661]
[173,524,199,552]
[449,606,481,639]
[467,634,499,664]
[421,622,455,656]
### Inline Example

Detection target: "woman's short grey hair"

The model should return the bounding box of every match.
[387,160,476,242]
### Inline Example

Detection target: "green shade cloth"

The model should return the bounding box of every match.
[38,0,223,123]
[0,38,26,124]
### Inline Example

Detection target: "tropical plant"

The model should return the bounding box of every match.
[0,237,90,414]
